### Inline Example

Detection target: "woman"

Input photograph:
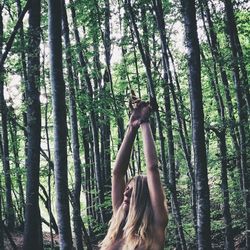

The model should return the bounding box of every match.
[100,96,168,250]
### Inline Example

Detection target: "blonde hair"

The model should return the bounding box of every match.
[100,176,154,250]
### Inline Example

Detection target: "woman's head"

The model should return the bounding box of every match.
[123,175,153,248]
[100,175,153,249]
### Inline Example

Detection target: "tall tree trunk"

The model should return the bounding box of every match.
[93,0,112,218]
[152,0,187,248]
[69,0,105,224]
[166,48,198,236]
[224,0,250,112]
[9,112,25,227]
[43,58,55,248]
[211,129,234,250]
[23,0,43,248]
[125,0,168,188]
[62,1,83,249]
[16,0,29,164]
[0,3,15,232]
[0,133,4,250]
[199,6,235,246]
[102,0,112,205]
[200,0,241,182]
[48,0,73,248]
[180,0,211,248]
[224,0,250,247]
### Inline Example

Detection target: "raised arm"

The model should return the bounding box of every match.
[112,124,138,212]
[112,94,143,212]
[141,122,168,228]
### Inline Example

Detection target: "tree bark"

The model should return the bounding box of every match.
[48,0,73,248]
[23,0,43,248]
[152,0,187,249]
[224,0,250,112]
[0,2,15,232]
[9,111,25,227]
[62,1,83,248]
[0,133,4,249]
[224,0,250,247]
[180,0,211,248]
[69,0,105,224]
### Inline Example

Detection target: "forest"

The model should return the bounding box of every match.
[0,0,249,249]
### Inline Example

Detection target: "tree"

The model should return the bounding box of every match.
[152,0,187,248]
[62,0,83,248]
[0,1,15,232]
[23,0,43,248]
[48,0,73,248]
[180,0,211,248]
[223,1,250,247]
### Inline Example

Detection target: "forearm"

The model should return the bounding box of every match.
[141,122,158,170]
[113,125,138,176]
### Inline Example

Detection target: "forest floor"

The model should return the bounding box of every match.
[4,232,60,249]
[3,231,246,249]
[3,231,102,250]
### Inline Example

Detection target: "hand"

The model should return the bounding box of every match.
[129,92,152,128]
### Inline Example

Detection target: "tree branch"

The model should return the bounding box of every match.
[0,0,30,69]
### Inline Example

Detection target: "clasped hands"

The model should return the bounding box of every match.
[129,91,152,129]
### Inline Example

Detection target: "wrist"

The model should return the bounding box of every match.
[140,119,150,125]
[128,123,139,131]
[140,122,150,128]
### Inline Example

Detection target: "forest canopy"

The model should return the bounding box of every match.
[0,0,249,249]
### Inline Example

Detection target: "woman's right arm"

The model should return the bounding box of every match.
[112,124,138,212]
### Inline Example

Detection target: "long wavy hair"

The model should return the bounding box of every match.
[99,175,154,250]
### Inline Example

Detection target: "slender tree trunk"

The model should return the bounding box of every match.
[9,113,25,227]
[0,133,4,250]
[217,130,234,250]
[16,0,29,165]
[48,0,73,248]
[199,8,235,245]
[125,0,168,188]
[224,0,250,112]
[62,1,83,248]
[103,0,112,205]
[23,0,43,248]
[223,1,250,247]
[0,3,15,232]
[39,184,59,235]
[70,0,105,224]
[200,0,240,174]
[43,61,55,248]
[166,48,198,238]
[94,0,112,219]
[152,0,187,248]
[180,0,211,248]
